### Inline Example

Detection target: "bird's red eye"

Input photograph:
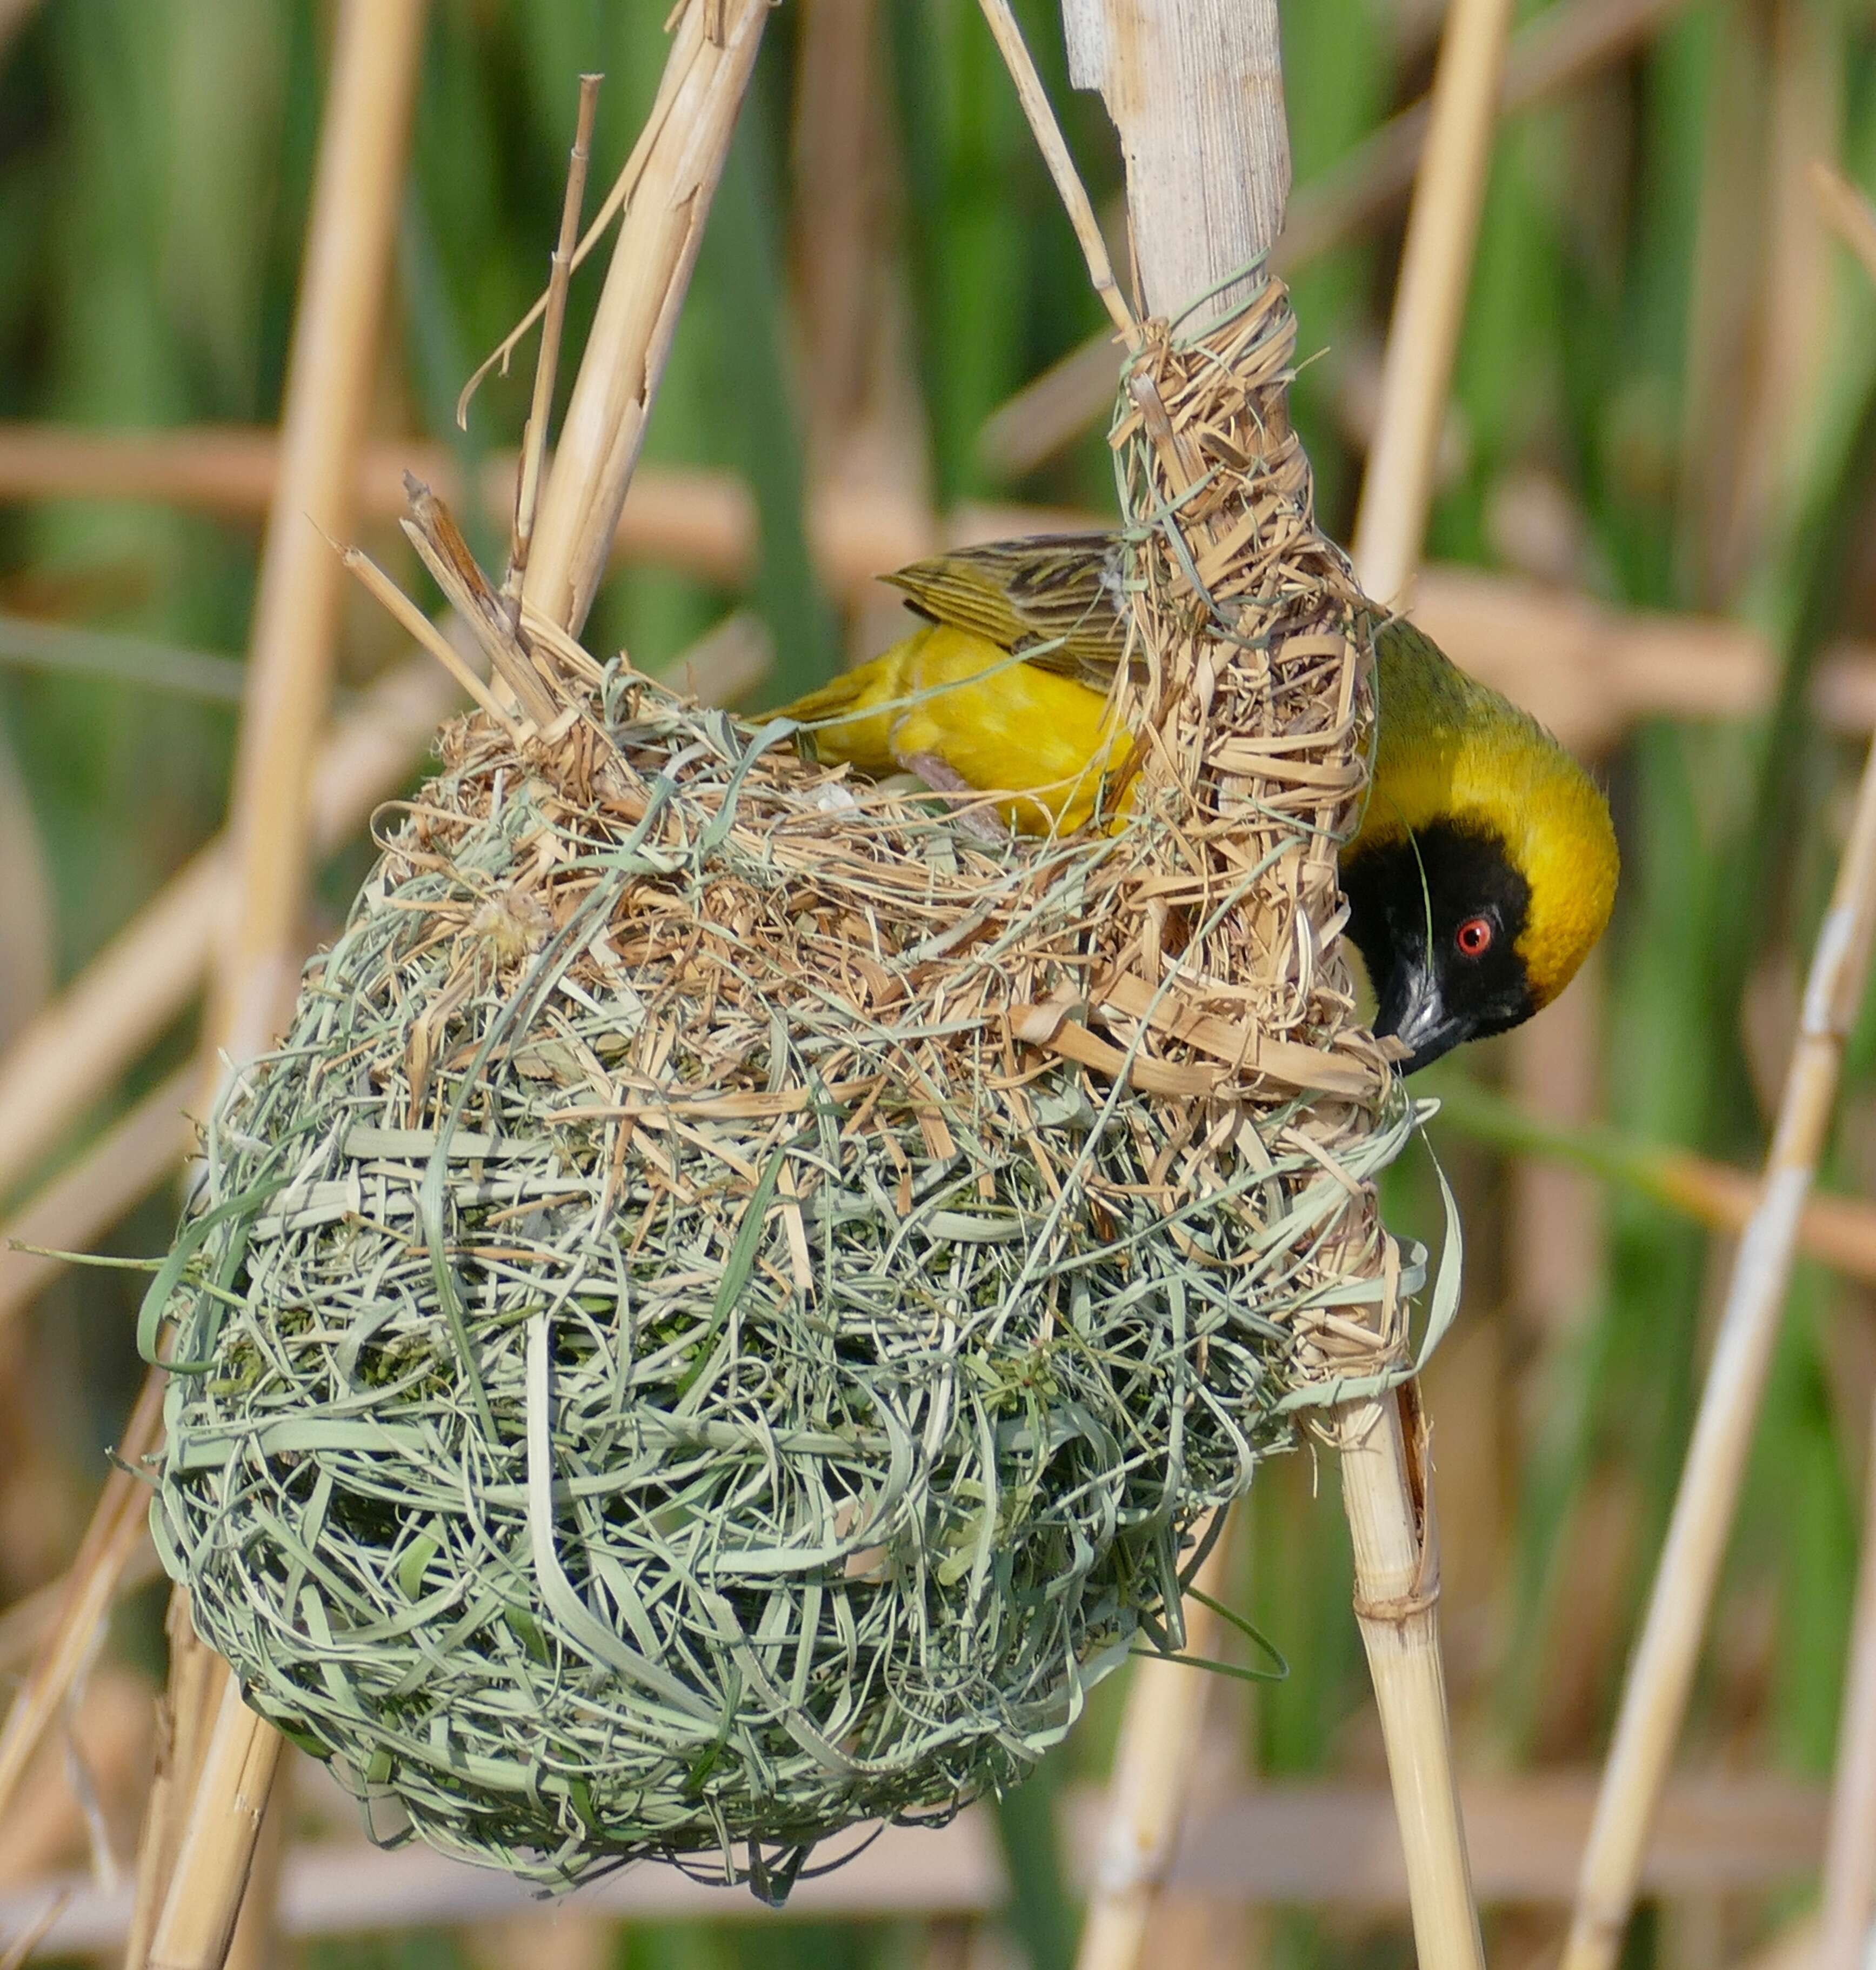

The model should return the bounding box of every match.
[1456,915,1493,958]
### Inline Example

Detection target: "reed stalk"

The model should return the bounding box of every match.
[1350,0,1518,609]
[0,1369,165,1819]
[979,0,1696,478]
[1558,158,1876,1970]
[1817,1383,1876,1970]
[523,0,772,638]
[123,7,430,1966]
[1070,1534,1232,1970]
[973,0,1488,1961]
[1323,0,1523,1958]
[1560,605,1876,1970]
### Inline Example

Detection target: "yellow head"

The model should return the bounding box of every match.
[1339,620,1619,1071]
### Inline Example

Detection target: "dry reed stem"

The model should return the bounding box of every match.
[136,6,429,1964]
[146,1682,284,1970]
[125,1599,224,1970]
[1817,1382,1876,1970]
[977,0,1136,341]
[16,418,1876,740]
[0,1537,163,1677]
[524,0,770,635]
[1071,1531,1232,1970]
[339,549,525,740]
[505,75,602,629]
[1029,3,1480,1965]
[1560,675,1876,1970]
[218,1757,287,1970]
[0,1371,164,1821]
[981,0,1695,476]
[1317,0,1524,1955]
[398,480,560,725]
[206,0,427,1073]
[1336,1388,1481,1966]
[1350,0,1517,607]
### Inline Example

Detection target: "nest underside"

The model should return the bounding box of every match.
[150,279,1420,1893]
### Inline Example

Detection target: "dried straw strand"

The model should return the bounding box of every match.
[973,0,1136,345]
[504,75,602,632]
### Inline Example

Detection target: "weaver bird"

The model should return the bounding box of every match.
[779,537,1618,1074]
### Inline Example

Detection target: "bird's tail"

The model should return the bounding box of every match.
[775,666,878,726]
[773,648,907,774]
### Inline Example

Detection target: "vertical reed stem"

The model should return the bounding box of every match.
[1071,1534,1232,1970]
[1817,1385,1876,1970]
[524,0,772,637]
[503,74,602,631]
[1561,717,1876,1967]
[1039,3,1486,1964]
[1561,164,1876,1970]
[1350,0,1518,609]
[125,7,430,1967]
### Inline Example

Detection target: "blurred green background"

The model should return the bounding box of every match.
[4,1,1876,1966]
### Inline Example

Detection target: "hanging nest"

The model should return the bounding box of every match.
[146,279,1434,1895]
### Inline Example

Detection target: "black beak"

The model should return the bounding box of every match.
[1375,957,1468,1076]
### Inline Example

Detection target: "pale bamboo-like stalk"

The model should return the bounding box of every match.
[128,7,429,1967]
[1330,0,1522,1954]
[146,1681,285,1970]
[981,0,1694,478]
[1034,2,1484,1964]
[1071,1534,1231,1970]
[1560,693,1876,1970]
[1559,159,1876,1970]
[1817,1384,1876,1970]
[504,75,601,630]
[0,1370,165,1819]
[1351,0,1517,609]
[205,0,428,1072]
[1335,1390,1481,1966]
[124,1595,224,1970]
[524,0,771,637]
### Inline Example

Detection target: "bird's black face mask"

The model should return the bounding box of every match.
[1339,820,1537,1074]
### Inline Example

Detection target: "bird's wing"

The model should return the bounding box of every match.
[883,536,1140,689]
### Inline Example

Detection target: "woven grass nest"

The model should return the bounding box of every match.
[148,281,1429,1894]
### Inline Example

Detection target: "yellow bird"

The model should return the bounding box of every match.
[779,536,1619,1074]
